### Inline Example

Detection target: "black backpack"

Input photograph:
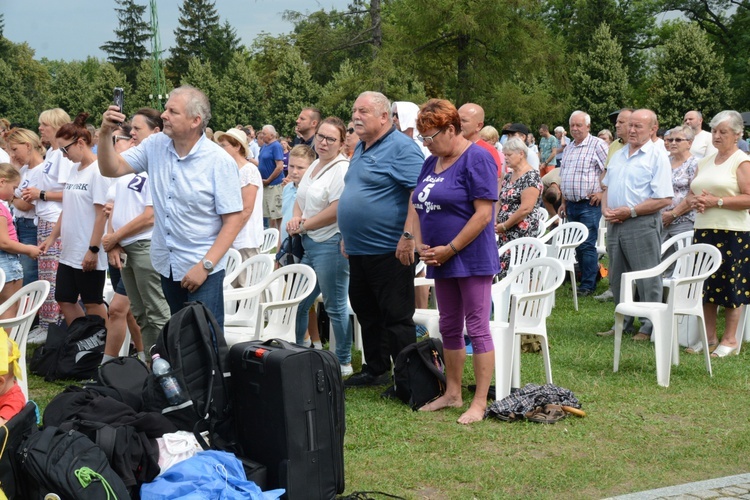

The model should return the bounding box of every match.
[19,426,131,500]
[30,315,107,381]
[394,338,447,410]
[0,402,39,500]
[142,302,235,450]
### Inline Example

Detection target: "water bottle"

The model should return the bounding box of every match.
[152,354,187,406]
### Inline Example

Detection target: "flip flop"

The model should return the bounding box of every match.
[525,404,567,424]
[711,344,739,358]
[685,342,718,354]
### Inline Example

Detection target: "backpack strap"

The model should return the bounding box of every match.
[95,425,118,464]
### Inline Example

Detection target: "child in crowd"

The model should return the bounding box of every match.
[281,145,322,348]
[0,163,42,319]
[0,331,25,425]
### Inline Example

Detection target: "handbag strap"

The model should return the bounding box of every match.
[312,157,346,180]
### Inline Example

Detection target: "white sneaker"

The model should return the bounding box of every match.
[27,326,47,345]
[340,364,353,377]
[594,289,614,302]
[302,337,312,347]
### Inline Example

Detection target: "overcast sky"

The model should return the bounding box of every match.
[3,0,352,61]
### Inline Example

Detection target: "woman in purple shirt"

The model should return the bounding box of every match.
[411,99,499,424]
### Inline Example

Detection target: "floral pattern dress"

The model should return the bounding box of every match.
[496,169,543,276]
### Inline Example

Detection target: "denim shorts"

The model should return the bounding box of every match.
[0,251,23,282]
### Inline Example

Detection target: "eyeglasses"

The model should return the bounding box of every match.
[60,139,78,155]
[665,138,689,143]
[417,129,444,145]
[346,128,355,135]
[112,135,132,145]
[315,133,338,145]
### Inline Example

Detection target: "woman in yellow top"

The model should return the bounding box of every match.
[688,110,750,357]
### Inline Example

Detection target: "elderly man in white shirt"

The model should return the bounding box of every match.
[600,109,673,340]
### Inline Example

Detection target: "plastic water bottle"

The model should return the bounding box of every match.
[151,354,187,406]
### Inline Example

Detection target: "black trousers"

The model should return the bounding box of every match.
[348,253,416,375]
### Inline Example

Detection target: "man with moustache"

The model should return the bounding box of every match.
[338,91,424,392]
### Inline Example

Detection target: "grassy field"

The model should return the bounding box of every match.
[28,277,750,499]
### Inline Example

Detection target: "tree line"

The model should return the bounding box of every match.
[0,0,746,137]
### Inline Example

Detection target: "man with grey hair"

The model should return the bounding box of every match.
[338,91,424,391]
[684,110,717,159]
[97,85,243,327]
[258,124,285,230]
[599,109,673,340]
[558,110,609,296]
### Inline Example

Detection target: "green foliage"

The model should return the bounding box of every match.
[646,22,734,128]
[47,61,94,119]
[265,47,321,138]
[572,23,630,130]
[213,51,267,131]
[99,0,151,87]
[88,63,132,125]
[180,58,220,107]
[0,41,50,127]
[168,0,239,80]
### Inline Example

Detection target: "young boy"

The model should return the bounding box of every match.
[0,330,25,425]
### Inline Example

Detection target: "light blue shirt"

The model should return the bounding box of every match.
[121,132,243,280]
[280,182,298,243]
[603,140,673,209]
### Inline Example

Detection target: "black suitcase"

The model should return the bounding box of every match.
[0,402,39,499]
[229,339,345,499]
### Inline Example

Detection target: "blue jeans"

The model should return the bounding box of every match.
[161,269,226,328]
[15,218,38,285]
[565,200,601,292]
[295,234,352,365]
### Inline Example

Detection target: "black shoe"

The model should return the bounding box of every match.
[344,367,390,388]
[577,289,594,297]
[380,385,397,399]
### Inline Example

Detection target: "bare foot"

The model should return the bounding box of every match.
[457,403,486,425]
[419,394,463,412]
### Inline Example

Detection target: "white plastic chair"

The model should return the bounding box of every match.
[0,280,51,400]
[613,244,721,387]
[491,258,565,400]
[223,254,276,326]
[224,248,242,284]
[660,230,696,347]
[223,264,317,345]
[495,237,547,318]
[223,253,275,290]
[260,228,280,254]
[542,214,561,234]
[539,221,589,311]
[0,268,5,294]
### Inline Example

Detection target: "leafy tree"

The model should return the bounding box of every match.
[47,61,95,118]
[265,47,320,137]
[100,0,150,87]
[646,22,733,128]
[571,23,630,130]
[317,59,364,121]
[180,58,220,125]
[0,41,52,126]
[87,63,132,124]
[213,51,267,131]
[168,0,240,80]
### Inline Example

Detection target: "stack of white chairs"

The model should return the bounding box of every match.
[613,243,721,387]
[223,263,316,346]
[539,221,589,311]
[260,228,280,254]
[491,258,566,400]
[0,280,51,399]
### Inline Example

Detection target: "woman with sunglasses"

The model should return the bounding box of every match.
[287,117,352,376]
[411,99,499,424]
[17,109,72,342]
[40,113,112,326]
[660,125,697,242]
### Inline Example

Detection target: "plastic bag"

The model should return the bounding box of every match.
[141,450,284,500]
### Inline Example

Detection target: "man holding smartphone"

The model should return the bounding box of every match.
[97,85,243,327]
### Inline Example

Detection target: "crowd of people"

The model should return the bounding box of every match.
[0,84,748,425]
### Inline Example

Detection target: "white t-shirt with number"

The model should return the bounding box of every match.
[60,161,112,270]
[233,163,264,250]
[14,164,43,219]
[35,148,73,223]
[109,173,154,246]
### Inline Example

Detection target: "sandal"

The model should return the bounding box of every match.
[525,404,567,424]
[711,344,739,358]
[685,342,718,354]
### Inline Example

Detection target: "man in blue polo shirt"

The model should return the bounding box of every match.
[258,124,285,231]
[338,91,424,391]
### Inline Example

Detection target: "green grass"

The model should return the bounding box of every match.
[27,278,749,499]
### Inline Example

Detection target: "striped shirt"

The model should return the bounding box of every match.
[559,134,608,202]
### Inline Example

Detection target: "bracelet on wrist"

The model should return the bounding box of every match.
[501,223,507,232]
[449,242,459,255]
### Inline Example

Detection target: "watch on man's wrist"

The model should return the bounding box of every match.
[202,258,214,272]
[630,207,638,219]
[88,245,100,254]
[402,231,414,240]
[718,198,724,208]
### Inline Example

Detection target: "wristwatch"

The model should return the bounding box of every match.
[402,231,414,240]
[202,258,214,272]
[630,207,638,218]
[718,198,724,208]
[88,245,100,254]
